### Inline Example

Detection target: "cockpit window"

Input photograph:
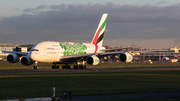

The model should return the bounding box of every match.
[32,49,39,51]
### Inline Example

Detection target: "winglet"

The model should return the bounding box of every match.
[91,13,108,46]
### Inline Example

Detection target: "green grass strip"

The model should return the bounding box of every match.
[0,70,180,99]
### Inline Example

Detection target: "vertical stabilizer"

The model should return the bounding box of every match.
[91,13,108,46]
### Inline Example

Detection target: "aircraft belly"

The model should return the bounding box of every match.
[60,58,78,63]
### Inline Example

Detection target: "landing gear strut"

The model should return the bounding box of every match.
[33,61,38,69]
[73,61,86,69]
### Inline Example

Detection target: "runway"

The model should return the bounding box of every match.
[72,91,180,101]
[0,65,180,74]
[2,91,180,101]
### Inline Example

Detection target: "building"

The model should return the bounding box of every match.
[0,44,34,61]
[104,46,180,63]
[0,44,18,60]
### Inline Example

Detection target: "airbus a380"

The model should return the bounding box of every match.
[3,13,134,69]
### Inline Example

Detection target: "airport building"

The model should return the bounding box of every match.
[0,44,34,61]
[0,44,18,60]
[138,51,179,62]
[105,46,180,63]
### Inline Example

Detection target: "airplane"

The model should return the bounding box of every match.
[169,47,180,53]
[3,13,156,69]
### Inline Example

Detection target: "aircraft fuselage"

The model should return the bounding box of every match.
[30,41,105,63]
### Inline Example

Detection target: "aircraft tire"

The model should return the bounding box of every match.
[74,65,79,69]
[33,66,38,69]
[79,65,86,69]
[52,66,59,69]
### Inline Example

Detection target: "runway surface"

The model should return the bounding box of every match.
[3,91,180,101]
[72,91,180,101]
[0,65,180,74]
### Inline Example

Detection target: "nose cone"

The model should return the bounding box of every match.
[29,41,44,62]
[30,49,39,61]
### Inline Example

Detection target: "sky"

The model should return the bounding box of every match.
[1,0,180,48]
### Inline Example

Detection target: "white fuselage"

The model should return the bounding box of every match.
[30,41,105,63]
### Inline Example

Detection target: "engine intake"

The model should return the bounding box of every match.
[119,52,133,63]
[7,54,19,63]
[86,55,100,66]
[21,56,33,66]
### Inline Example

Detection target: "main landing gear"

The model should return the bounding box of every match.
[60,61,87,69]
[61,65,86,69]
[73,61,86,69]
[73,65,86,69]
[32,62,86,69]
[52,63,59,69]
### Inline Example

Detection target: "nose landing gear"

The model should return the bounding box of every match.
[33,61,38,69]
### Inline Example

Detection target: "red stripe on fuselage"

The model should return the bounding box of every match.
[94,44,98,53]
[92,26,101,45]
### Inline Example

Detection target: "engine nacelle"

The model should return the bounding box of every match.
[7,54,19,63]
[86,55,100,66]
[21,56,33,66]
[119,52,133,63]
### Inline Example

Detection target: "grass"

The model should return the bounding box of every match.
[0,62,180,100]
[0,70,180,99]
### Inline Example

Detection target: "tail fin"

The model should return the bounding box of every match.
[91,13,108,46]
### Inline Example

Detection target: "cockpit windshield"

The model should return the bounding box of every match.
[32,49,39,51]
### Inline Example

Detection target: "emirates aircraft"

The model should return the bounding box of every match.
[3,13,134,69]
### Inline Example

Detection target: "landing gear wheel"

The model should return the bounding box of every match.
[74,65,86,69]
[52,65,59,69]
[33,66,38,69]
[79,65,86,69]
[74,65,79,69]
[52,63,59,69]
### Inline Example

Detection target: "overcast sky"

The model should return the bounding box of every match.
[1,0,180,48]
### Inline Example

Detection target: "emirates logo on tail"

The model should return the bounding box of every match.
[91,13,108,47]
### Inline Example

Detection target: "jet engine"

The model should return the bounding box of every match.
[86,55,100,66]
[21,56,33,66]
[119,52,133,63]
[7,54,19,63]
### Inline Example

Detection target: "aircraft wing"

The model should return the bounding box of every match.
[97,49,170,56]
[2,50,29,56]
[59,51,128,61]
[59,51,130,62]
[100,47,137,52]
[132,49,169,53]
[96,51,125,56]
[59,49,170,62]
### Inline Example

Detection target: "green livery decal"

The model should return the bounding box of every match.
[59,42,87,56]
